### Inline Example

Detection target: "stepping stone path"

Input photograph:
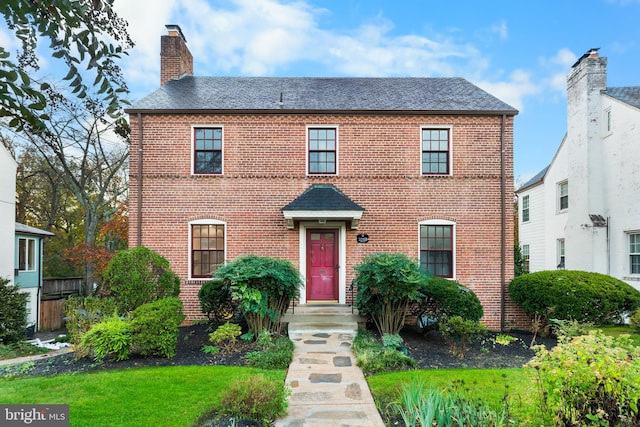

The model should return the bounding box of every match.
[275,329,385,427]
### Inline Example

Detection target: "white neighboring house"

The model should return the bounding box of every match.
[517,49,640,290]
[0,143,17,284]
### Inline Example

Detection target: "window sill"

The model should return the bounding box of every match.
[185,279,210,285]
[623,276,640,282]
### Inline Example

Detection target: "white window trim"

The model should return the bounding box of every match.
[306,125,339,176]
[627,231,640,276]
[188,219,227,280]
[557,180,568,213]
[420,125,453,176]
[603,108,612,137]
[557,238,565,269]
[191,125,224,176]
[418,219,456,280]
[522,195,530,223]
[18,237,36,272]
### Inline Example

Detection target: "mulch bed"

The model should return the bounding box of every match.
[2,323,556,427]
[5,322,556,376]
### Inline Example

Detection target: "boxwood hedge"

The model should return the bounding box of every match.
[509,270,640,324]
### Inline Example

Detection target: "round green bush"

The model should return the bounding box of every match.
[198,278,235,323]
[101,246,181,314]
[509,270,640,324]
[130,297,185,358]
[78,314,131,362]
[415,276,484,322]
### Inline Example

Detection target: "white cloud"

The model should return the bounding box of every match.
[476,69,540,111]
[491,20,508,41]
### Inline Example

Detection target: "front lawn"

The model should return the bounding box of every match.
[368,368,534,424]
[1,366,286,427]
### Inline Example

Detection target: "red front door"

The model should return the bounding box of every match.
[307,229,338,301]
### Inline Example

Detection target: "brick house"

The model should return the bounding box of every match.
[126,25,520,330]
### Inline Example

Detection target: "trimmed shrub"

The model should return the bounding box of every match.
[197,278,236,323]
[244,336,294,369]
[630,308,640,333]
[214,255,302,338]
[352,329,416,375]
[413,276,483,323]
[209,322,242,352]
[101,246,180,314]
[77,314,131,362]
[354,253,429,336]
[526,331,640,426]
[64,296,117,349]
[509,270,640,325]
[439,315,487,359]
[215,375,289,424]
[130,297,185,358]
[0,277,27,345]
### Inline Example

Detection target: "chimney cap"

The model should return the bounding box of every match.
[571,47,600,68]
[165,24,187,43]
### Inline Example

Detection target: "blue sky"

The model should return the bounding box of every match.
[5,1,640,182]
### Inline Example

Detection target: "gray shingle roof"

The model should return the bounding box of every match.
[15,222,55,236]
[516,165,549,193]
[127,76,518,114]
[603,86,640,110]
[282,184,364,212]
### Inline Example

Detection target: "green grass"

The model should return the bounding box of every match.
[598,324,640,346]
[0,342,50,360]
[369,368,531,409]
[1,366,286,427]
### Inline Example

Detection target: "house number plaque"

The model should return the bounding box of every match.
[357,234,369,243]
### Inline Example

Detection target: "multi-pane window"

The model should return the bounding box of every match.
[420,224,453,277]
[308,128,336,174]
[191,224,225,278]
[558,181,568,211]
[522,195,530,222]
[522,244,530,274]
[194,127,222,174]
[18,237,36,271]
[557,239,565,269]
[421,128,450,175]
[630,233,640,274]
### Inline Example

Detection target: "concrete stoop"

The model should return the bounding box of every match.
[276,305,384,427]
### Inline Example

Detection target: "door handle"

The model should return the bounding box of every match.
[335,265,340,271]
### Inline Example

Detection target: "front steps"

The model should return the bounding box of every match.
[281,304,366,334]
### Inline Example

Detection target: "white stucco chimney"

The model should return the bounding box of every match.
[160,24,193,86]
[565,48,608,272]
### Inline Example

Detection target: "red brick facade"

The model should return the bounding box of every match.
[128,112,527,330]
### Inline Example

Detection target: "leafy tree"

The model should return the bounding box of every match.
[0,0,133,133]
[354,253,428,335]
[214,256,302,338]
[3,95,129,292]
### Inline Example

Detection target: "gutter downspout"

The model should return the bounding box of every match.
[36,237,42,332]
[137,113,143,247]
[500,114,507,332]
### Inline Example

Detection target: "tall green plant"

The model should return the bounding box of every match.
[0,278,27,344]
[100,246,180,314]
[527,331,640,426]
[354,253,428,335]
[64,295,117,350]
[215,256,302,337]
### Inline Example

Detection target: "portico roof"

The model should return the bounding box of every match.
[281,184,365,230]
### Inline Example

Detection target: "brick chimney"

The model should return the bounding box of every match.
[160,25,193,85]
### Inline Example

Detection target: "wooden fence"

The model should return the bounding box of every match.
[39,277,82,330]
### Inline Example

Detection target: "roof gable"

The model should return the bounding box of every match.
[128,77,518,114]
[603,86,640,110]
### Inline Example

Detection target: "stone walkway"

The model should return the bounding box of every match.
[276,306,385,427]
